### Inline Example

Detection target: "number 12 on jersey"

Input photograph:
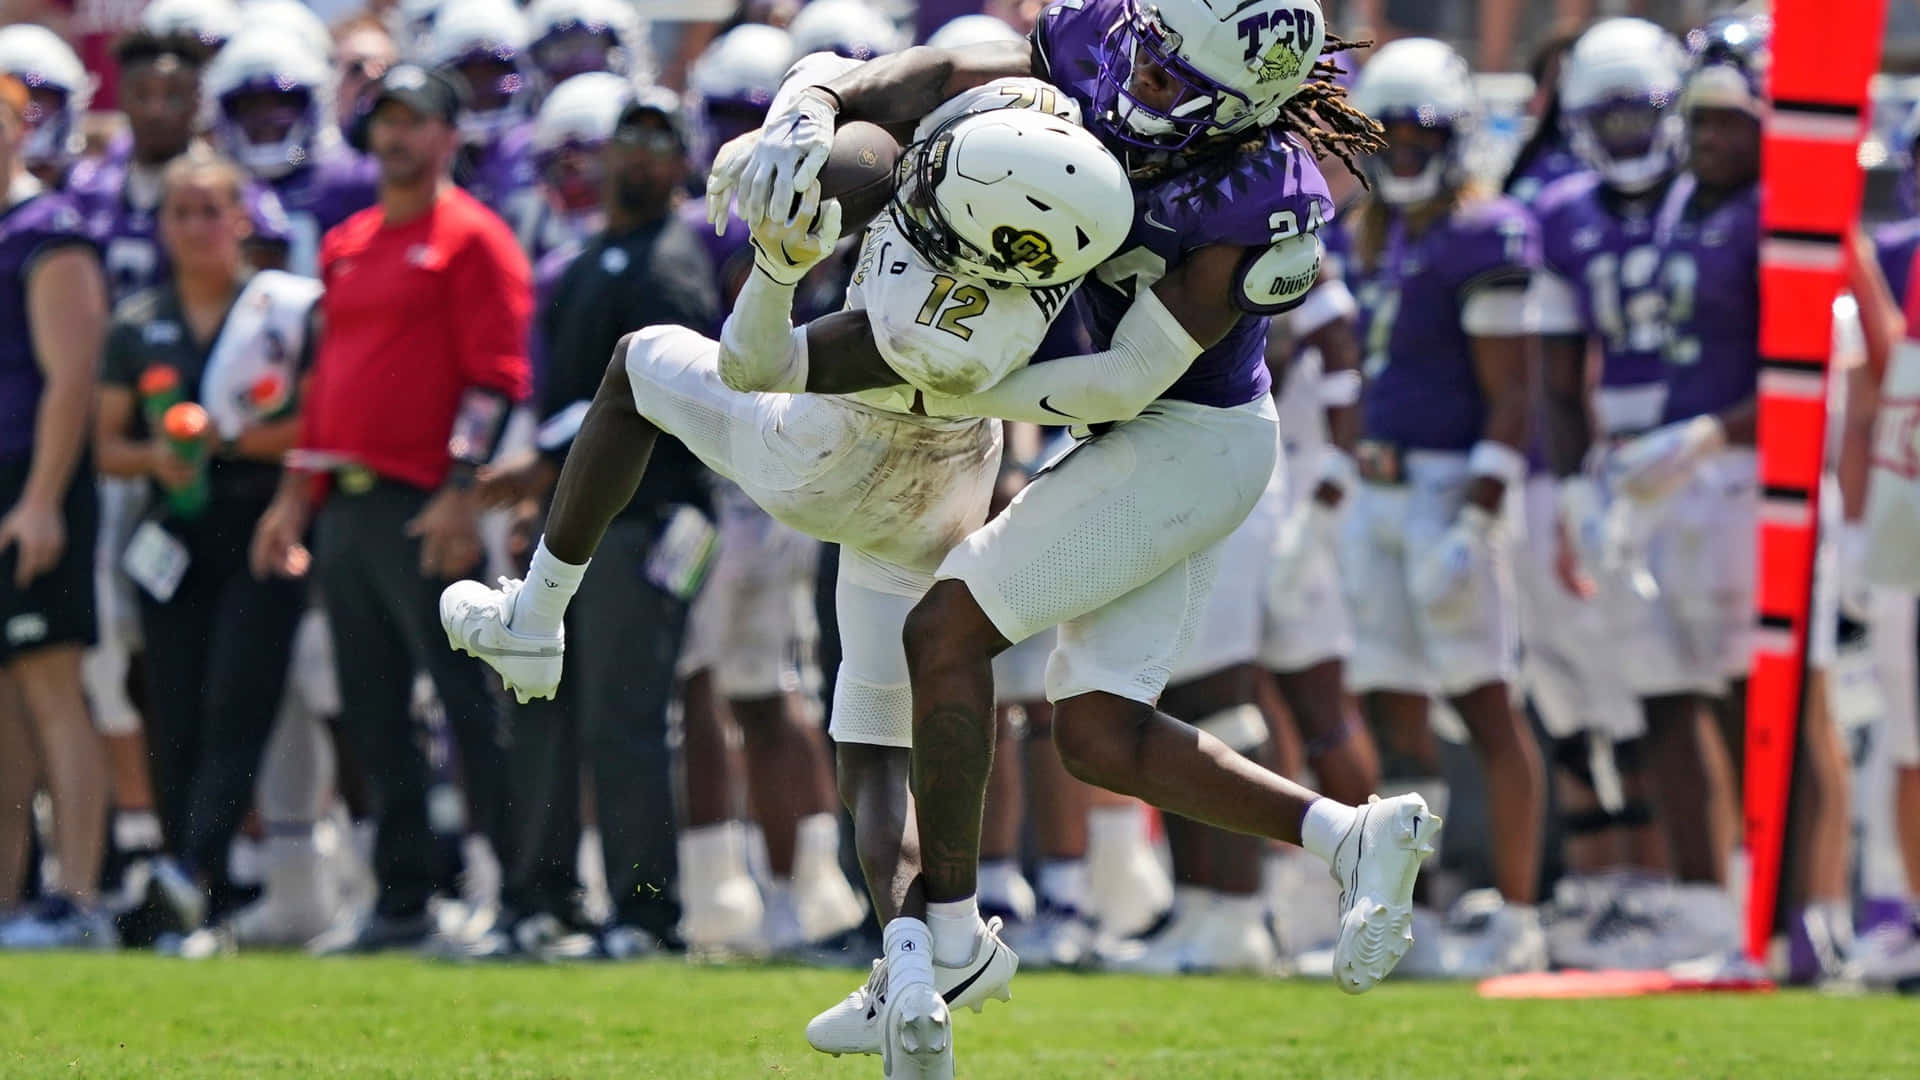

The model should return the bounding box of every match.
[916,274,990,340]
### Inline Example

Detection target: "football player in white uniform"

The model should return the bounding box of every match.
[441,80,1134,1074]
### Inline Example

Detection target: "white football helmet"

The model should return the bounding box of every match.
[526,0,653,88]
[1559,18,1686,194]
[690,24,795,148]
[240,0,336,63]
[205,29,334,180]
[786,0,901,62]
[532,70,634,211]
[427,0,535,142]
[1350,37,1478,206]
[891,107,1132,287]
[141,0,243,51]
[0,25,92,175]
[926,14,1024,52]
[1092,0,1325,152]
[395,0,450,57]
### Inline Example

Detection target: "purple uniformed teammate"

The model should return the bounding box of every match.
[1591,15,1771,969]
[1502,30,1588,206]
[204,30,380,278]
[428,0,541,223]
[0,72,114,950]
[1525,18,1695,972]
[1340,37,1548,977]
[715,0,1442,1064]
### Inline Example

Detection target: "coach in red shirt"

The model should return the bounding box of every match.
[251,63,530,952]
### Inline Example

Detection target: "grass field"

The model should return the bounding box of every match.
[0,953,1913,1079]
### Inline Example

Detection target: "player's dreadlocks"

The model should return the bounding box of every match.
[1267,33,1387,186]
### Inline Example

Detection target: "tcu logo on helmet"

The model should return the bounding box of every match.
[990,226,1060,279]
[1237,7,1317,83]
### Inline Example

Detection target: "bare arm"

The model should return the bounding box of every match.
[1467,331,1531,512]
[93,386,152,479]
[819,42,1036,130]
[22,248,107,509]
[1300,313,1362,460]
[1538,334,1592,478]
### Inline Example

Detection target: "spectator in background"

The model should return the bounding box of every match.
[0,72,114,948]
[93,152,319,933]
[467,90,717,959]
[249,63,531,953]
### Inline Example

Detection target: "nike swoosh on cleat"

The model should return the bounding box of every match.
[940,944,1000,1005]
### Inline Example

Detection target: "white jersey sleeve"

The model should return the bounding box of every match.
[844,215,1075,410]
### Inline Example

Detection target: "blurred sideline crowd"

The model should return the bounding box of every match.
[0,0,1916,997]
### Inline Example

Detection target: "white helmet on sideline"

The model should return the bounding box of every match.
[891,107,1132,287]
[1559,18,1687,194]
[1350,37,1478,206]
[0,25,92,175]
[205,28,335,179]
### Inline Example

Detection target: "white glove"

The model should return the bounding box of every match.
[749,191,842,286]
[1556,476,1606,586]
[1610,415,1727,505]
[705,129,762,234]
[738,89,838,230]
[1836,519,1870,622]
[1268,499,1331,619]
[1411,504,1496,623]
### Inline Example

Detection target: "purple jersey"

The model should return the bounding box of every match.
[1353,196,1540,452]
[1653,173,1758,424]
[0,192,96,461]
[1534,171,1669,392]
[1034,0,1335,408]
[71,158,293,306]
[269,146,379,277]
[680,199,752,334]
[1505,134,1585,207]
[1874,218,1920,308]
[456,123,539,225]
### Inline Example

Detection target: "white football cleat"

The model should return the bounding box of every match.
[881,981,954,1080]
[806,917,1017,1057]
[440,579,565,703]
[1329,793,1443,994]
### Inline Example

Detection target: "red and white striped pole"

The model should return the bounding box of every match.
[1748,0,1886,963]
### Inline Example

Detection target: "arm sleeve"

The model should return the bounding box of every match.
[717,267,810,394]
[449,222,534,402]
[923,287,1201,425]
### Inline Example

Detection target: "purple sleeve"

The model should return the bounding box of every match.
[1173,138,1335,253]
[1446,196,1539,295]
[1874,222,1920,308]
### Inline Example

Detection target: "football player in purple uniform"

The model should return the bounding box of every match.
[714,0,1439,1064]
[1594,14,1767,967]
[1339,38,1548,977]
[427,0,540,223]
[525,0,654,92]
[0,25,92,190]
[1526,17,1691,971]
[205,30,379,278]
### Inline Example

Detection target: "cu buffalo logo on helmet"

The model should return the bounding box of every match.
[990,226,1060,279]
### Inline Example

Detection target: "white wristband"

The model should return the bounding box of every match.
[1317,369,1362,408]
[1468,440,1528,490]
[1317,446,1358,494]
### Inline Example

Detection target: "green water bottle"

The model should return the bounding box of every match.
[160,402,211,519]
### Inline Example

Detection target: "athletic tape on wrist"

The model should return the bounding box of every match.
[1468,439,1528,490]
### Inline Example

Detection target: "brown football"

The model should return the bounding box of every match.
[798,119,901,234]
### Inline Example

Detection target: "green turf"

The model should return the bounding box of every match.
[0,953,1911,1079]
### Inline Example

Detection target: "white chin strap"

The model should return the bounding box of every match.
[239,136,305,180]
[1375,158,1445,207]
[1599,152,1672,196]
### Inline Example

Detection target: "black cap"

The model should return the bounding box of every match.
[346,63,467,153]
[614,86,692,151]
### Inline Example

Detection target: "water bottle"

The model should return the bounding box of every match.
[137,364,183,431]
[160,402,212,519]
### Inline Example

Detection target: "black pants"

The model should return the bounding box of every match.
[313,482,510,918]
[502,517,686,936]
[137,497,303,915]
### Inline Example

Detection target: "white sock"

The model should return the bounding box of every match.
[512,538,586,636]
[977,859,1022,914]
[1037,859,1087,914]
[884,917,936,987]
[113,809,163,853]
[793,812,841,873]
[1088,805,1140,853]
[1299,798,1357,867]
[926,895,980,966]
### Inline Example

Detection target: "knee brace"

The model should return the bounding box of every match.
[1195,704,1269,755]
